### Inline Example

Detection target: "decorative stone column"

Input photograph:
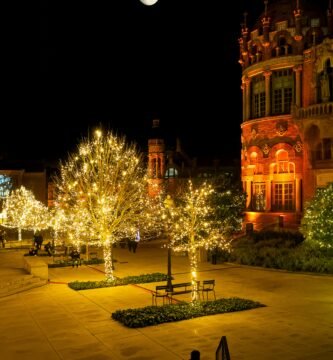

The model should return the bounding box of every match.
[293,65,302,108]
[295,177,301,212]
[265,180,271,211]
[246,180,252,209]
[264,70,272,116]
[241,79,246,122]
[245,77,251,121]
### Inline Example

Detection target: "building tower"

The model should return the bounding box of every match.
[148,119,165,197]
[239,0,333,228]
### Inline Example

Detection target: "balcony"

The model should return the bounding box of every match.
[297,102,333,119]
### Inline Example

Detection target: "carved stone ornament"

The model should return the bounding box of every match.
[276,121,288,136]
[251,126,258,139]
[262,143,270,155]
[293,141,303,153]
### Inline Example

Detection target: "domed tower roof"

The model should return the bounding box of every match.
[252,0,327,31]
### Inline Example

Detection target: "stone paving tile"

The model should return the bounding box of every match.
[98,333,182,360]
[1,245,333,359]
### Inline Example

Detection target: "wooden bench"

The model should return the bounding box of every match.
[168,282,194,302]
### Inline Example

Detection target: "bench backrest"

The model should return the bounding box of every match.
[155,285,168,292]
[202,280,215,289]
[172,282,191,289]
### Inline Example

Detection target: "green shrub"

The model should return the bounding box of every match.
[68,272,170,290]
[48,258,105,268]
[228,240,333,274]
[111,298,265,328]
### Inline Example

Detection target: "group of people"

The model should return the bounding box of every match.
[28,233,54,257]
[69,249,81,267]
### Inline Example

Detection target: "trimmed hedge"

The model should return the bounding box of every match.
[48,258,105,268]
[68,272,170,290]
[111,298,265,328]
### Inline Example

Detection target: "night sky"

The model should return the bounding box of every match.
[8,0,264,164]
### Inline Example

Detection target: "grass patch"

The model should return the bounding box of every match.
[111,298,265,328]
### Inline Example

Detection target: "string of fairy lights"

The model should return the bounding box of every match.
[54,130,156,280]
[2,186,49,240]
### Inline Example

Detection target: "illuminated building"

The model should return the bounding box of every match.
[239,0,333,228]
[147,119,238,197]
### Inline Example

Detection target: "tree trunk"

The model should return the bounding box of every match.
[18,228,22,241]
[189,247,199,302]
[103,241,114,280]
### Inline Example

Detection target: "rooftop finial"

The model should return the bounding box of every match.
[264,0,268,17]
[152,119,160,128]
[243,12,248,28]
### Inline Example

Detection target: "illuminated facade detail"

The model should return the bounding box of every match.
[148,119,165,197]
[0,175,12,199]
[239,0,333,228]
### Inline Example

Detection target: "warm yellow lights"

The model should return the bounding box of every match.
[95,129,102,138]
[54,131,157,280]
[3,186,49,240]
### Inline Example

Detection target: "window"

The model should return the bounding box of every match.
[252,75,266,118]
[252,183,266,211]
[0,175,12,199]
[273,183,294,211]
[272,69,293,115]
[276,21,288,31]
[165,168,178,178]
[310,18,320,27]
[273,150,295,174]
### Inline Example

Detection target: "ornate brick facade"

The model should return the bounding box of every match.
[240,0,333,228]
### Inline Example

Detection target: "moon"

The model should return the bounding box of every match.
[140,0,159,6]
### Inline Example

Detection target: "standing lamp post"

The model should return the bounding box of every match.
[163,195,175,292]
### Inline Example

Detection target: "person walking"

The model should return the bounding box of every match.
[132,229,140,253]
[0,229,6,248]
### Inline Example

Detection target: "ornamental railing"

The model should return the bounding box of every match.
[297,102,333,119]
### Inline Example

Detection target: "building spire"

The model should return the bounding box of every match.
[262,1,270,44]
[243,11,248,29]
[264,0,268,17]
[328,0,333,36]
[294,0,302,39]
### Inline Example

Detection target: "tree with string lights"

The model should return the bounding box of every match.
[3,186,49,240]
[301,182,333,249]
[208,173,246,263]
[54,129,155,280]
[167,180,215,301]
[167,177,245,301]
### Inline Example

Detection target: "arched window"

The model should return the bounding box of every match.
[165,168,178,179]
[278,37,286,56]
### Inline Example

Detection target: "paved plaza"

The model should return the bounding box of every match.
[0,241,333,359]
